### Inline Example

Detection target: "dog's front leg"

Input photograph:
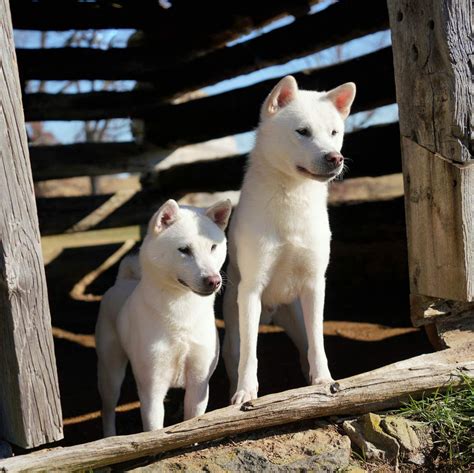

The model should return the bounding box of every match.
[184,380,209,420]
[231,284,262,404]
[136,375,168,431]
[300,276,333,384]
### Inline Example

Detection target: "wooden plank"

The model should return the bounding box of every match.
[145,123,401,193]
[36,181,405,235]
[0,346,472,472]
[29,142,162,181]
[29,123,401,182]
[388,1,474,317]
[11,0,316,67]
[401,138,473,301]
[17,0,389,92]
[0,0,62,448]
[387,1,473,163]
[23,48,396,146]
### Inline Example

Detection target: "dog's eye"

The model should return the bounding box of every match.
[331,130,338,136]
[211,244,217,252]
[178,246,191,255]
[296,127,311,137]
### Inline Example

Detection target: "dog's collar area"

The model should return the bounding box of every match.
[296,165,340,181]
[177,278,216,297]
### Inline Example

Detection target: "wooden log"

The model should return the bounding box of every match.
[29,142,162,181]
[145,123,402,193]
[0,346,472,472]
[11,0,316,67]
[30,123,401,183]
[0,0,62,448]
[36,175,405,235]
[17,0,389,92]
[388,1,473,307]
[387,1,472,163]
[23,48,396,146]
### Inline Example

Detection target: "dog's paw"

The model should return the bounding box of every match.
[231,388,258,405]
[310,375,334,386]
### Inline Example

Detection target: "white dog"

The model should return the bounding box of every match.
[222,76,356,404]
[96,199,232,436]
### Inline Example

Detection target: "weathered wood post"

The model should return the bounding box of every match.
[387,1,473,340]
[0,0,63,447]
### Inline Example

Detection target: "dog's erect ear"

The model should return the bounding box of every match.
[326,82,356,120]
[150,199,180,235]
[261,75,298,119]
[206,199,232,231]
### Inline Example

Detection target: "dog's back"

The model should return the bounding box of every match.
[116,254,141,281]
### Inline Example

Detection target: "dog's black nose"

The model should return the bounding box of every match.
[203,275,221,290]
[325,152,344,167]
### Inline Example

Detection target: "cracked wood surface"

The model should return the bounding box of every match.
[0,346,472,472]
[388,1,473,305]
[387,0,473,163]
[0,0,62,448]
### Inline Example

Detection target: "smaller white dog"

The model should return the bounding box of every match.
[95,199,232,436]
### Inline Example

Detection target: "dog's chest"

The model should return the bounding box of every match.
[261,198,330,306]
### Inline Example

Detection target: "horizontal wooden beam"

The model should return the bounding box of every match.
[12,0,315,67]
[17,0,389,97]
[35,167,405,234]
[144,123,402,193]
[29,142,162,181]
[1,346,472,471]
[24,48,396,149]
[29,123,401,182]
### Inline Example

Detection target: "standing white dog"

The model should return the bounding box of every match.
[223,76,356,404]
[96,199,232,436]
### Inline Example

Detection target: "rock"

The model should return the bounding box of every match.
[381,416,432,466]
[343,413,400,467]
[131,424,352,472]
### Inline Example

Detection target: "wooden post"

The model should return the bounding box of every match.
[0,0,62,448]
[387,1,474,330]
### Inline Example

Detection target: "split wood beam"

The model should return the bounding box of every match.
[0,0,62,448]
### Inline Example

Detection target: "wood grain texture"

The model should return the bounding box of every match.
[0,0,62,448]
[387,0,473,163]
[388,0,474,308]
[0,346,472,472]
[402,138,473,301]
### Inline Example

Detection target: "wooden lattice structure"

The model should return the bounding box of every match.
[0,0,472,469]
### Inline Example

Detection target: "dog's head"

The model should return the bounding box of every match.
[140,199,231,296]
[257,75,356,182]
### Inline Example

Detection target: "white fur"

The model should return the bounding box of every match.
[222,76,356,404]
[96,199,232,436]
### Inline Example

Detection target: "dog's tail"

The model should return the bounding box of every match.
[116,254,141,281]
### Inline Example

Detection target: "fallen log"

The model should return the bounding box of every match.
[1,345,472,472]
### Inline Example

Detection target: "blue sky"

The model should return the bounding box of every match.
[14,0,398,151]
